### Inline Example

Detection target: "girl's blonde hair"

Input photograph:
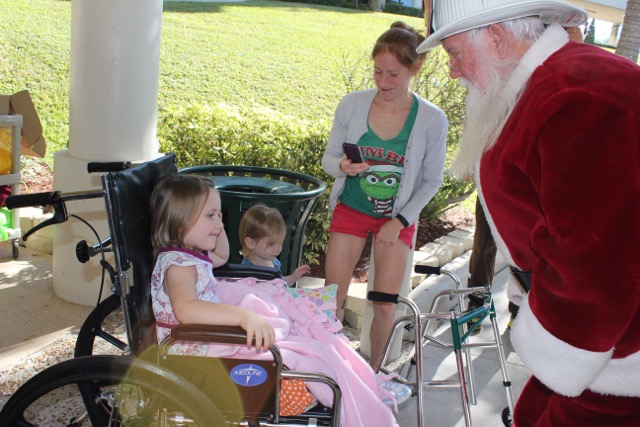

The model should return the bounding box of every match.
[150,174,216,258]
[239,205,286,256]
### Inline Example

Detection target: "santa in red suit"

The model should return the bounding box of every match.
[418,0,640,426]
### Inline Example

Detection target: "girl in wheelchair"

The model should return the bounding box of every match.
[150,174,400,426]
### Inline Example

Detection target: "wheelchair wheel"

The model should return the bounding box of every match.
[75,294,126,357]
[12,238,19,259]
[502,406,513,426]
[0,355,228,427]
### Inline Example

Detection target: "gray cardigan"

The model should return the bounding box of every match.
[321,88,448,225]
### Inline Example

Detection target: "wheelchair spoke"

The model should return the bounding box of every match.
[75,295,127,358]
[94,330,126,352]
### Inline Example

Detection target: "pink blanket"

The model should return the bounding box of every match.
[209,277,398,427]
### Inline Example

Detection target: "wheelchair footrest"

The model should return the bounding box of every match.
[279,403,333,426]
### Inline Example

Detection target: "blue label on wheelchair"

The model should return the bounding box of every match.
[230,364,268,387]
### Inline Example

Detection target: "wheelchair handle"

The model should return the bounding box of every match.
[5,191,59,210]
[5,190,104,241]
[414,265,441,275]
[87,161,132,173]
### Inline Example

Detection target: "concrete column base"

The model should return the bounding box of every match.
[52,150,115,306]
[52,150,160,305]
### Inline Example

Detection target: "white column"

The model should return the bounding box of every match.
[52,0,163,305]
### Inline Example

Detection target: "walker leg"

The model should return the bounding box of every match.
[414,310,425,427]
[465,346,477,405]
[454,348,473,427]
[490,306,515,417]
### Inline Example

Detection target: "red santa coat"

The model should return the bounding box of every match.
[478,28,640,406]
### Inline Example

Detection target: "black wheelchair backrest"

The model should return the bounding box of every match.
[102,153,178,355]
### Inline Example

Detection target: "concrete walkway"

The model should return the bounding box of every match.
[0,246,92,402]
[0,242,530,425]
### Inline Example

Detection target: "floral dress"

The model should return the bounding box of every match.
[150,247,317,415]
[151,247,218,356]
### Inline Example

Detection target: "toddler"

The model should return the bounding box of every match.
[239,204,310,286]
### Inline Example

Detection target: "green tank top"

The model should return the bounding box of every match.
[339,94,418,218]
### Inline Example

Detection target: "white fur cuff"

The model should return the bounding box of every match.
[511,294,613,397]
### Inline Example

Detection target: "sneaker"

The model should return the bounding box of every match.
[465,312,483,336]
[507,313,518,329]
[380,380,412,406]
[508,302,520,317]
[507,302,519,330]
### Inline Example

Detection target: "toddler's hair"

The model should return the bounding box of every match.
[239,205,286,256]
[150,174,216,258]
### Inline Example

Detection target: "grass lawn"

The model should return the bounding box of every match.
[0,0,425,165]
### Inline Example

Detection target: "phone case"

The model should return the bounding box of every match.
[342,143,364,163]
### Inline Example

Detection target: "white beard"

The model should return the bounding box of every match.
[447,24,570,180]
[448,51,522,179]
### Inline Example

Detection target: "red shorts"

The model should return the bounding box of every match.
[329,203,415,249]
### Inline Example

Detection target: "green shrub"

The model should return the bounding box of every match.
[381,1,423,18]
[279,0,370,10]
[157,103,333,266]
[281,0,420,15]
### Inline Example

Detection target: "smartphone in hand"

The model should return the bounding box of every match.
[342,143,365,163]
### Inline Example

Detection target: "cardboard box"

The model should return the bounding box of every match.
[0,90,46,158]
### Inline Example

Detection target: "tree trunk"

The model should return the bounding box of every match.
[368,0,384,11]
[615,0,640,63]
[585,18,596,44]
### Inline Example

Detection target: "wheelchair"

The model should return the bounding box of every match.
[0,153,341,427]
[369,265,516,427]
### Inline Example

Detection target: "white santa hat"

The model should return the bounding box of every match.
[418,0,588,53]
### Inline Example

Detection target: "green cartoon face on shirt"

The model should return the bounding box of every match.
[360,170,401,201]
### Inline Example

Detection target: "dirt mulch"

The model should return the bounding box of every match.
[19,158,54,194]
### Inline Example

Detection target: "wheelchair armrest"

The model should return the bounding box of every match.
[171,324,249,346]
[167,324,286,367]
[215,263,282,281]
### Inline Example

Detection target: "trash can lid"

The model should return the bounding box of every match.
[213,176,303,194]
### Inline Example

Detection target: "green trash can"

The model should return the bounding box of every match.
[180,165,325,276]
